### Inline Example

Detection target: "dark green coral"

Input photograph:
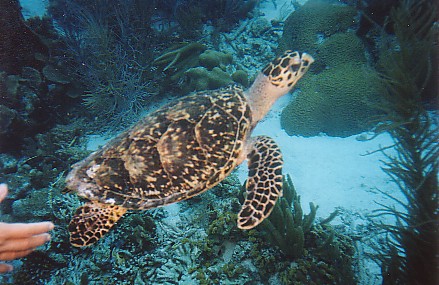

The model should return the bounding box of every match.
[279,0,381,137]
[185,67,234,91]
[278,0,357,53]
[316,32,367,69]
[281,62,381,137]
[153,42,207,82]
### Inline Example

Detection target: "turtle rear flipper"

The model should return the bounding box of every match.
[69,202,127,247]
[238,136,283,229]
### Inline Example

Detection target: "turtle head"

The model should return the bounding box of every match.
[262,50,314,94]
[245,51,314,124]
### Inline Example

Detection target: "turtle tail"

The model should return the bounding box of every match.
[69,201,127,247]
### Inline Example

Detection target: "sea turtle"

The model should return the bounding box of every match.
[65,51,314,247]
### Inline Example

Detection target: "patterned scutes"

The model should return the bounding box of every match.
[72,87,252,209]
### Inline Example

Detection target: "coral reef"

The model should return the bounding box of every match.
[0,6,83,152]
[204,0,259,31]
[185,67,234,91]
[153,42,207,81]
[281,62,381,137]
[278,224,357,285]
[218,16,280,73]
[198,49,233,70]
[2,165,357,285]
[278,0,357,53]
[258,175,318,259]
[231,70,249,87]
[0,2,364,284]
[0,0,48,74]
[0,105,17,136]
[0,121,88,225]
[315,31,367,70]
[149,242,201,284]
[370,1,439,284]
[11,188,54,219]
[152,0,257,37]
[279,0,383,137]
[155,45,248,92]
[50,0,160,130]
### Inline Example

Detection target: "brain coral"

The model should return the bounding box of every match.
[278,0,357,53]
[316,31,367,70]
[280,62,381,137]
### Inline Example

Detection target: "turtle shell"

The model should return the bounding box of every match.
[65,85,252,209]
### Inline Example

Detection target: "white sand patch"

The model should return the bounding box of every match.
[237,91,401,223]
[86,135,111,151]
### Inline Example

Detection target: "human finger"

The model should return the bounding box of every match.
[0,233,51,252]
[0,249,33,261]
[0,263,13,273]
[0,184,7,203]
[0,222,54,238]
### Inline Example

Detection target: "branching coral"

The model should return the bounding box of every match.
[82,62,158,129]
[148,242,201,284]
[258,175,318,259]
[370,1,439,284]
[154,42,207,74]
[52,0,159,130]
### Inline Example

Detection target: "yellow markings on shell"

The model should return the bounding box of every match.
[86,164,100,179]
[146,176,157,182]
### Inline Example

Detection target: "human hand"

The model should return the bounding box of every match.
[0,184,54,273]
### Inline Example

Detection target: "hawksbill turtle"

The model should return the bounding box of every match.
[65,51,314,247]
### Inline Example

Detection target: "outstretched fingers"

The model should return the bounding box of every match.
[0,184,54,274]
[0,233,51,257]
[0,249,34,261]
[0,222,54,239]
[0,263,13,273]
[0,184,8,203]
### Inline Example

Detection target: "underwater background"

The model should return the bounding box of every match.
[0,0,438,284]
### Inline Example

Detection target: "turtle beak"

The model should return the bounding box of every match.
[300,53,315,68]
[290,52,314,75]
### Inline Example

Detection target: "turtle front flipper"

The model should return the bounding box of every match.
[238,136,283,229]
[69,202,127,247]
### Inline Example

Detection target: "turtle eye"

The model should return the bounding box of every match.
[290,63,301,73]
[280,58,290,68]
